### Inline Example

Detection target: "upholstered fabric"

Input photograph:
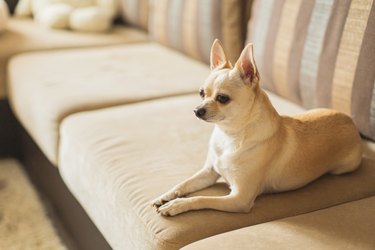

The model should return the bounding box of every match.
[247,0,375,140]
[363,139,375,159]
[7,43,209,165]
[0,0,8,32]
[120,0,148,30]
[182,196,375,250]
[59,94,375,250]
[149,0,251,64]
[0,17,148,99]
[4,0,17,14]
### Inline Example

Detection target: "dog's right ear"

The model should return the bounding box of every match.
[210,39,232,70]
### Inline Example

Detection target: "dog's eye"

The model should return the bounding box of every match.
[216,94,230,104]
[199,89,205,98]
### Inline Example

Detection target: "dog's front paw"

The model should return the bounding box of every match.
[151,190,184,208]
[156,198,190,216]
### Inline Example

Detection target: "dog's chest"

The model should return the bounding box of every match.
[211,133,239,178]
[212,148,230,173]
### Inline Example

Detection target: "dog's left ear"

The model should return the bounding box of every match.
[235,43,259,85]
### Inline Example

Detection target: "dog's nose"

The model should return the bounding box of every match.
[194,108,206,118]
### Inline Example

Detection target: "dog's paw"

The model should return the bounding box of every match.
[156,198,190,216]
[151,196,166,208]
[151,190,184,208]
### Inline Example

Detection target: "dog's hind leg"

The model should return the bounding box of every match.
[330,145,362,175]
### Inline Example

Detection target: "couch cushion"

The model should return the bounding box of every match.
[59,94,375,250]
[182,196,375,250]
[0,17,148,99]
[247,0,375,140]
[149,0,251,64]
[7,43,209,165]
[120,0,149,30]
[363,139,375,159]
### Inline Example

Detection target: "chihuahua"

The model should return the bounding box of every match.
[152,39,362,216]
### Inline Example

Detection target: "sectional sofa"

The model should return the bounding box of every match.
[1,0,374,249]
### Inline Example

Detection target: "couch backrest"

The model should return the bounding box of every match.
[149,0,252,64]
[120,0,149,30]
[247,0,375,141]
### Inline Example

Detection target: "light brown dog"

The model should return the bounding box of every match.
[152,39,362,216]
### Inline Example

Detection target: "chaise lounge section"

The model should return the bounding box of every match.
[1,0,374,249]
[58,94,375,249]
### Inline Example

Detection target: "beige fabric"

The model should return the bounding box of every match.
[149,0,247,64]
[0,0,8,32]
[8,43,209,165]
[183,196,375,250]
[247,0,375,141]
[363,139,375,160]
[59,95,375,250]
[266,90,305,115]
[0,17,149,99]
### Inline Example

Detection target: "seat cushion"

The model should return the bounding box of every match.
[182,196,375,250]
[0,17,149,99]
[7,43,209,164]
[59,94,375,250]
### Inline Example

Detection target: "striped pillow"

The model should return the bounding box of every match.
[149,0,251,64]
[120,0,149,30]
[247,0,375,141]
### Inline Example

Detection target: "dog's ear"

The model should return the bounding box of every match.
[210,39,232,70]
[235,43,259,85]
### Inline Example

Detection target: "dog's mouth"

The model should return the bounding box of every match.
[193,107,225,123]
[194,113,223,123]
[199,116,210,122]
[202,116,215,122]
[194,114,208,122]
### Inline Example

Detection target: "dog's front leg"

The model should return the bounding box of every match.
[151,166,220,208]
[157,171,264,216]
[156,188,258,216]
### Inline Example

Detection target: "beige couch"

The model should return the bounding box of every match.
[1,0,374,249]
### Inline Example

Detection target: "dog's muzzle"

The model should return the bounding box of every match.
[194,107,206,119]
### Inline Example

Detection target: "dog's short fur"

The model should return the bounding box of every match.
[152,39,362,216]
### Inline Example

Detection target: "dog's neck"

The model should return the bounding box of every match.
[216,88,281,144]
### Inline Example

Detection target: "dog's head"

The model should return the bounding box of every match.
[194,39,260,126]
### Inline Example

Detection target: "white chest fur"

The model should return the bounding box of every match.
[210,127,243,180]
[209,126,263,187]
